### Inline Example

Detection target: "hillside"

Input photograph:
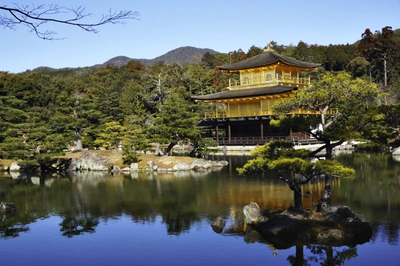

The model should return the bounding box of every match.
[102,46,218,67]
[32,46,219,72]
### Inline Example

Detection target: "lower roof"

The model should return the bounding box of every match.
[192,86,296,101]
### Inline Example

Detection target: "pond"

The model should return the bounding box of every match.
[0,153,399,265]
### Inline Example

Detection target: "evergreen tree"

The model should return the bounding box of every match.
[237,141,355,210]
[2,119,66,171]
[358,26,400,86]
[94,121,126,150]
[268,72,381,210]
[122,114,151,164]
[273,72,381,158]
[151,92,200,154]
[0,96,28,144]
[246,45,263,58]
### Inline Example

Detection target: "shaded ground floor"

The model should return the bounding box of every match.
[197,117,317,146]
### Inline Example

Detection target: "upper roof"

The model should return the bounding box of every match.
[192,86,296,101]
[218,51,320,71]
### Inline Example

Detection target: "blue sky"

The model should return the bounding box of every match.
[1,0,399,73]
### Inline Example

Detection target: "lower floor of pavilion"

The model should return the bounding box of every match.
[197,116,317,146]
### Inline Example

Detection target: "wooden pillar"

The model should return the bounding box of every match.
[228,124,231,144]
[260,123,264,141]
[215,125,219,142]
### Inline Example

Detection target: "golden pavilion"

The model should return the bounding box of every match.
[192,46,321,145]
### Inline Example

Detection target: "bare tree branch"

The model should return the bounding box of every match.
[0,4,139,40]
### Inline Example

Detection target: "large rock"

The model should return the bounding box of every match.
[10,171,23,179]
[68,152,109,171]
[130,163,139,171]
[9,162,21,172]
[251,204,372,248]
[211,217,226,234]
[392,147,400,155]
[0,202,16,212]
[243,202,269,224]
[189,160,211,171]
[172,162,190,171]
[111,165,121,173]
[211,160,229,167]
[147,160,158,171]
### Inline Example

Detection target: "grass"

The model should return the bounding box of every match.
[0,159,13,169]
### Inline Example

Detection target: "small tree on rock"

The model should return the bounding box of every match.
[238,141,355,211]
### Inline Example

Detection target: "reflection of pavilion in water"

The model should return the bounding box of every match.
[221,177,343,235]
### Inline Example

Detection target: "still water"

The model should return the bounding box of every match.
[0,153,399,266]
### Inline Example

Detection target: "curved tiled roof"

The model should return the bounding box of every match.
[218,51,320,71]
[192,86,296,101]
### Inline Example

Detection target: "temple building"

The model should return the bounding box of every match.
[192,45,321,145]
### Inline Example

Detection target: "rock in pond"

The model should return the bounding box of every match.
[211,217,226,234]
[0,202,16,212]
[243,202,270,224]
[248,204,372,248]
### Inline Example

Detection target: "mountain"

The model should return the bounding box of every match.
[31,46,219,73]
[100,56,133,67]
[101,46,218,67]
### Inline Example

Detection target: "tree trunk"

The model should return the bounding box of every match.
[293,185,303,210]
[165,142,176,155]
[278,171,306,210]
[293,245,305,266]
[325,246,334,266]
[320,174,332,211]
[292,174,303,210]
[325,141,333,159]
[383,54,387,87]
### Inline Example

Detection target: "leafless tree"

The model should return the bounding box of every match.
[0,3,139,40]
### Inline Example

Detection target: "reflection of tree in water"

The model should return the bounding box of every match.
[0,225,29,239]
[238,225,361,266]
[287,245,357,266]
[157,179,203,235]
[59,215,99,238]
[383,222,399,245]
[287,245,308,266]
[162,211,199,235]
[370,221,400,245]
[159,193,201,235]
[0,201,29,239]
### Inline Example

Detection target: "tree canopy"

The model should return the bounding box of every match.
[1,26,400,173]
[272,71,382,158]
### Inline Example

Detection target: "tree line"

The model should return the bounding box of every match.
[1,26,400,174]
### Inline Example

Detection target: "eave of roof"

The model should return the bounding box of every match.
[218,51,320,71]
[192,86,296,101]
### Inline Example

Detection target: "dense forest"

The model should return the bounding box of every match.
[1,26,400,171]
